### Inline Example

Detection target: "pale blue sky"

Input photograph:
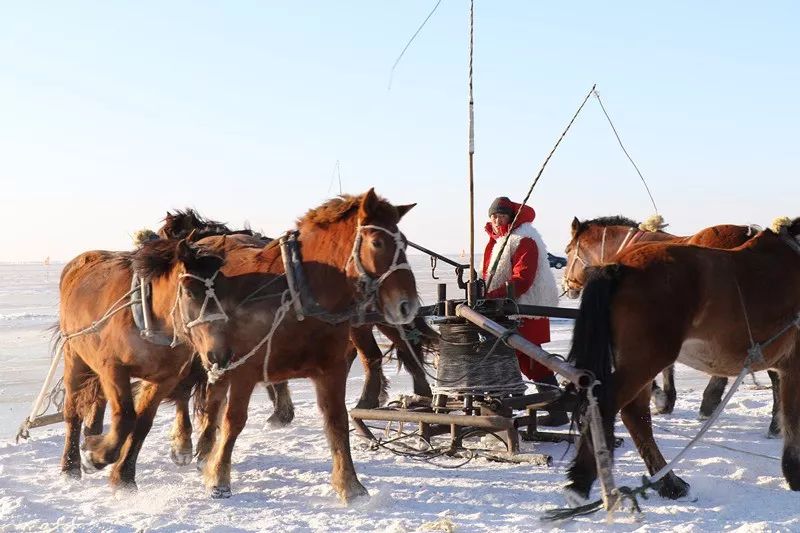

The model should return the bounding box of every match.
[1,1,798,262]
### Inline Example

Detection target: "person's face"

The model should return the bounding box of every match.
[490,213,511,233]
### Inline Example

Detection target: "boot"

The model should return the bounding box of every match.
[536,374,570,427]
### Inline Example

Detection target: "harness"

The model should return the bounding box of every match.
[169,269,229,348]
[563,228,641,293]
[206,222,413,384]
[279,224,412,326]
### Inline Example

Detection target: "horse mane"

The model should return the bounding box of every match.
[159,208,232,239]
[298,193,399,228]
[132,239,181,280]
[583,215,640,229]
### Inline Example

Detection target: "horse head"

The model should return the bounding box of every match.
[349,188,419,324]
[563,215,642,299]
[170,240,231,370]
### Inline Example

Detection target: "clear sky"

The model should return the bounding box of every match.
[2,1,798,262]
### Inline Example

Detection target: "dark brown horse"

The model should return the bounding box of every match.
[192,189,419,502]
[58,238,231,489]
[565,219,800,503]
[562,216,780,436]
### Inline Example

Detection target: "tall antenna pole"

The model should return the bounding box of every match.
[467,0,477,305]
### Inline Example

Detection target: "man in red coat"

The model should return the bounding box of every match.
[483,197,568,426]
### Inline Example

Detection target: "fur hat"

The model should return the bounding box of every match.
[771,216,792,233]
[133,229,158,247]
[488,197,515,218]
[639,214,668,233]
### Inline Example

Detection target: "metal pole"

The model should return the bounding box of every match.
[17,342,64,441]
[466,0,477,305]
[455,304,593,388]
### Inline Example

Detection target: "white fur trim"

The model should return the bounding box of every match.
[486,224,559,307]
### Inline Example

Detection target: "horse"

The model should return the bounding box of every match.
[58,237,233,489]
[565,218,800,503]
[190,189,419,502]
[152,209,435,466]
[562,216,781,437]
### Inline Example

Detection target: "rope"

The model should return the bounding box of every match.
[207,289,295,384]
[61,286,140,340]
[486,83,596,290]
[387,0,445,90]
[592,89,659,215]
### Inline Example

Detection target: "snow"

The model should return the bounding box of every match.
[0,261,797,532]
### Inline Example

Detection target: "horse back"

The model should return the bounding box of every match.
[687,224,754,249]
[59,250,133,332]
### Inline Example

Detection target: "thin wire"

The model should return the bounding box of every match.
[387,0,445,90]
[593,89,659,214]
[486,84,596,290]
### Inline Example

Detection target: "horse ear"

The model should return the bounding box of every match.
[396,203,416,221]
[176,239,196,266]
[571,217,581,237]
[359,188,379,219]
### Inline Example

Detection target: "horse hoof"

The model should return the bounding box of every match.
[658,474,691,500]
[79,448,101,474]
[652,389,670,414]
[564,487,591,509]
[196,458,207,472]
[266,412,293,429]
[339,482,369,505]
[170,447,194,466]
[354,398,378,410]
[210,485,232,499]
[62,467,81,481]
[697,412,711,421]
[113,480,138,495]
[767,430,782,439]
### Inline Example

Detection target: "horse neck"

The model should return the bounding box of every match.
[149,268,181,328]
[296,217,359,311]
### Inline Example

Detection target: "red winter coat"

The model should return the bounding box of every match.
[483,201,552,381]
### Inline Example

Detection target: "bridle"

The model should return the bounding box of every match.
[348,223,413,310]
[170,269,229,347]
[563,227,639,294]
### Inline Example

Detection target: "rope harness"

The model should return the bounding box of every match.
[169,269,229,348]
[563,228,639,294]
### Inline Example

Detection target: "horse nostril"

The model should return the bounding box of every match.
[399,300,410,318]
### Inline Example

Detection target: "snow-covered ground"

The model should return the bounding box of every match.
[0,260,796,532]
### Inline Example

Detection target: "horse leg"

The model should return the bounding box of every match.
[61,350,90,479]
[351,326,387,409]
[778,368,800,490]
[84,398,106,437]
[109,377,181,490]
[81,366,135,473]
[203,373,259,498]
[699,376,728,420]
[767,370,782,439]
[396,340,432,398]
[195,380,227,471]
[171,393,194,466]
[266,381,295,428]
[652,365,676,415]
[312,358,369,504]
[620,385,690,499]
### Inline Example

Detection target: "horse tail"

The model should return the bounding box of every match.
[394,317,439,371]
[567,265,625,438]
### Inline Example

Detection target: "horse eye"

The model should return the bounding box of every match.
[372,238,384,249]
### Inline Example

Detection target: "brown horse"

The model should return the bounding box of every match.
[58,238,231,489]
[191,189,418,502]
[565,219,800,503]
[562,216,780,436]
